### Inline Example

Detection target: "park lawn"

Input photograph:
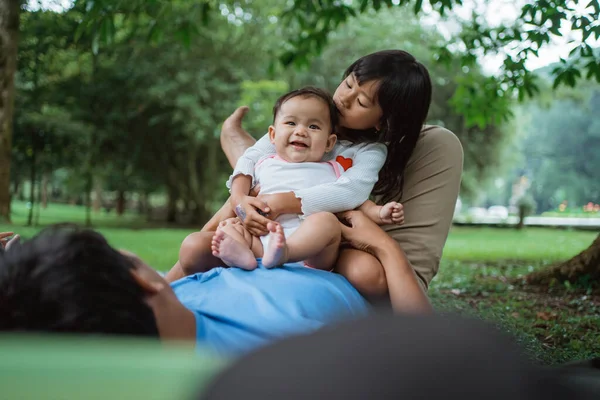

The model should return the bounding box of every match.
[436,226,599,365]
[1,201,598,364]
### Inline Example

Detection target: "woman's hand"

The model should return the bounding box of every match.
[339,211,433,315]
[337,211,396,256]
[230,195,271,236]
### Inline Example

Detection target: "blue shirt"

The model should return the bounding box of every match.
[171,261,370,356]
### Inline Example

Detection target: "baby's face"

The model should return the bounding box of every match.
[269,96,337,163]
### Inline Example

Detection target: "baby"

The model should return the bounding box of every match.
[212,87,403,271]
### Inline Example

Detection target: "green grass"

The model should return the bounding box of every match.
[10,201,151,228]
[1,201,599,364]
[431,227,599,365]
[2,201,192,268]
[442,226,595,262]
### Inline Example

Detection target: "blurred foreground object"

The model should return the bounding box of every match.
[0,335,226,400]
[202,313,598,400]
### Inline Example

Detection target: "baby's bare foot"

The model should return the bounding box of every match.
[211,230,257,270]
[262,222,288,269]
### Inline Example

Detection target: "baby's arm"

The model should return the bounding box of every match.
[227,133,274,235]
[290,142,388,216]
[227,133,275,192]
[358,200,404,226]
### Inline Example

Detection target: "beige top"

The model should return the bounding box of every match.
[378,125,463,289]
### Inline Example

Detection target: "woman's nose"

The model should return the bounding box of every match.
[338,91,353,109]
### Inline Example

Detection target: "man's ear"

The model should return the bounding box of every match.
[130,269,163,295]
[268,126,276,143]
[325,134,337,152]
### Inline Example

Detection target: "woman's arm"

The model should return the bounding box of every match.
[374,239,432,314]
[260,142,387,217]
[338,210,432,314]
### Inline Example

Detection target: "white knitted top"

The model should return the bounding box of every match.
[226,133,387,216]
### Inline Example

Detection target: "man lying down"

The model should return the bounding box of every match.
[0,227,370,356]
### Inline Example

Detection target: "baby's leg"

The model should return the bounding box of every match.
[262,212,341,270]
[212,218,262,270]
[335,248,388,298]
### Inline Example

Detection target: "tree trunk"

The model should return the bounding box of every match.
[137,192,148,215]
[116,190,125,216]
[84,173,92,227]
[11,178,18,197]
[166,185,178,223]
[141,191,153,221]
[526,233,600,285]
[0,0,21,222]
[33,176,42,226]
[26,135,36,226]
[516,207,525,230]
[93,178,103,212]
[41,171,48,209]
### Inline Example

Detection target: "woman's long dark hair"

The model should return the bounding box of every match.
[340,50,432,203]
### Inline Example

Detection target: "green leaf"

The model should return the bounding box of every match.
[414,0,424,14]
[279,50,296,67]
[200,2,211,25]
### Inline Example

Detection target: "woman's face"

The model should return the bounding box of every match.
[333,73,384,131]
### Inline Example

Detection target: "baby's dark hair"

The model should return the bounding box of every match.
[0,226,159,337]
[272,86,339,133]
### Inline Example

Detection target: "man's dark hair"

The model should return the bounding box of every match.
[272,86,339,133]
[0,226,159,337]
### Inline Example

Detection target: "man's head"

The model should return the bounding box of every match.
[269,87,339,163]
[0,227,169,337]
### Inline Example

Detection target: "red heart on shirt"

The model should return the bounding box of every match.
[336,156,353,171]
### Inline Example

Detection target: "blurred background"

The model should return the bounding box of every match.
[0,0,598,365]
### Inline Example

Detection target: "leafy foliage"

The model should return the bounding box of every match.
[9,0,597,222]
[518,86,600,211]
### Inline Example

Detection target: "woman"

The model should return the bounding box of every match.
[166,50,463,298]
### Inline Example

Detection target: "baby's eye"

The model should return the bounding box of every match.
[309,124,320,130]
[285,121,296,126]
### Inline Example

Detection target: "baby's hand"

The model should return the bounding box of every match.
[379,202,404,225]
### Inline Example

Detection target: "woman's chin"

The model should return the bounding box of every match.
[339,119,370,132]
